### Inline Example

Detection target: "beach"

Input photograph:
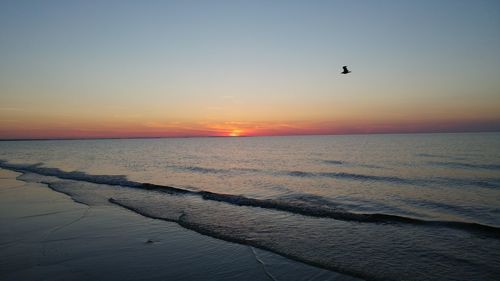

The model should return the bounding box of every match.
[0,168,356,281]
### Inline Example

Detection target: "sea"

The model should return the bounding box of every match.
[1,132,499,281]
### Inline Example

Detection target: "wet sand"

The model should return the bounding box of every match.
[0,168,356,281]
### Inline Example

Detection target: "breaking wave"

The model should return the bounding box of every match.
[1,160,499,237]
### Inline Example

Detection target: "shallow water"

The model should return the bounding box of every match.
[1,133,500,280]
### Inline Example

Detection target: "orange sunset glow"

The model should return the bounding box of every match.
[229,129,244,137]
[2,116,500,140]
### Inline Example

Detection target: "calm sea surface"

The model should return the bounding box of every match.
[1,133,499,280]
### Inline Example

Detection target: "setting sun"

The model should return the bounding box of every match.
[228,129,243,137]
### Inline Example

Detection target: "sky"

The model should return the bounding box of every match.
[1,0,499,139]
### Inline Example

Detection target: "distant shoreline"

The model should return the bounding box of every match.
[0,130,499,142]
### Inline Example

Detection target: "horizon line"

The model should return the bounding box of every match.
[1,129,499,142]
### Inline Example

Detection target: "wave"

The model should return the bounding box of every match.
[286,169,500,189]
[1,160,499,238]
[170,165,228,174]
[357,163,386,169]
[323,160,343,165]
[416,153,467,161]
[107,198,374,281]
[167,164,263,175]
[167,163,417,186]
[0,161,140,187]
[288,170,315,177]
[437,177,500,189]
[287,170,420,185]
[320,172,417,184]
[321,160,387,170]
[416,153,448,158]
[428,161,500,171]
[142,162,498,189]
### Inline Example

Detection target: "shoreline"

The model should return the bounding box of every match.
[0,168,358,281]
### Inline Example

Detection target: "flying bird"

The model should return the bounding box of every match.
[341,66,351,74]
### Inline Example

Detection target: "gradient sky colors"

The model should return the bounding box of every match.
[1,0,500,139]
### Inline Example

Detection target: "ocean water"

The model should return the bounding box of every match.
[1,133,499,281]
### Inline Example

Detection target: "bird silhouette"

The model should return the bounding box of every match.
[341,66,351,74]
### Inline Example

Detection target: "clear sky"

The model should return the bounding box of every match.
[1,0,499,139]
